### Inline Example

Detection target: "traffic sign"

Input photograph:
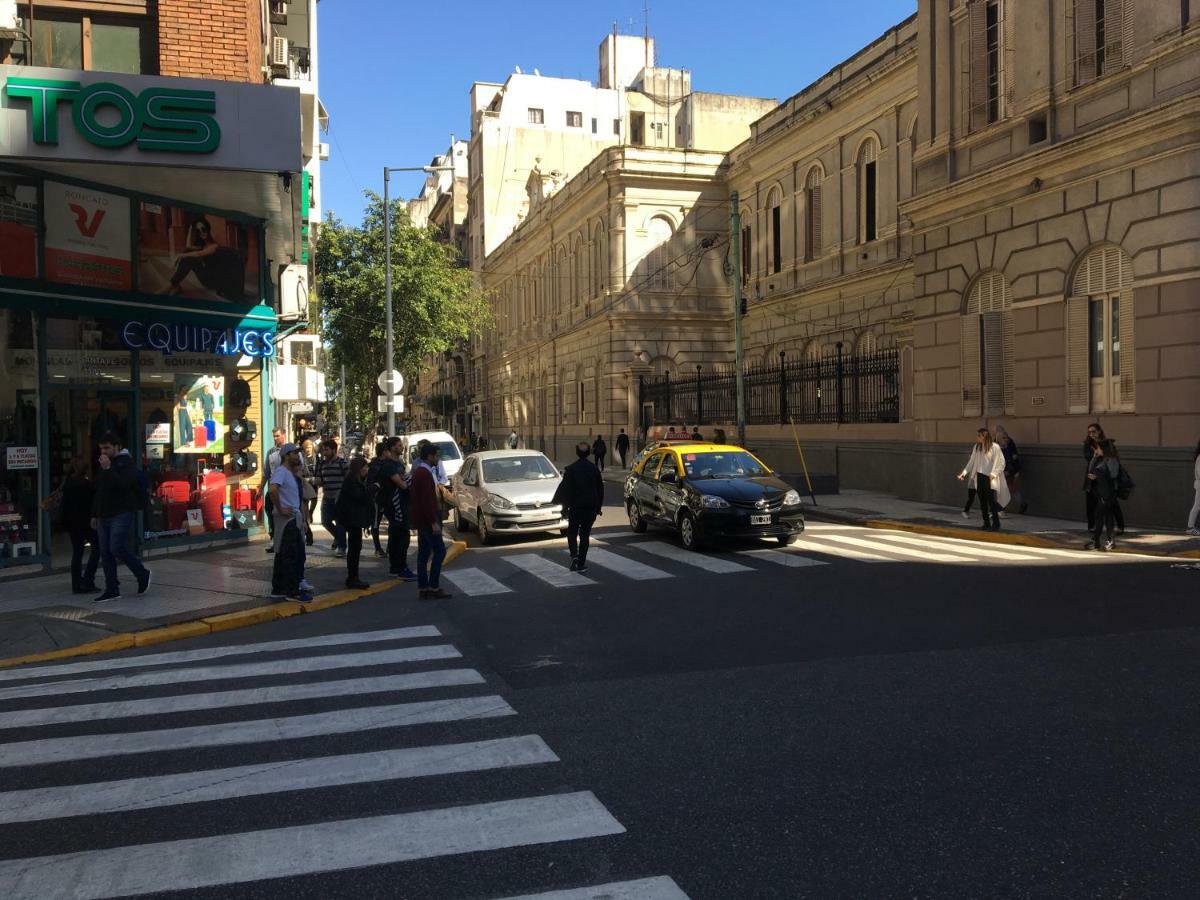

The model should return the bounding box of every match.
[377,369,405,394]
[376,395,406,414]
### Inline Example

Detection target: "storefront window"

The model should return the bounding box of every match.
[0,311,42,566]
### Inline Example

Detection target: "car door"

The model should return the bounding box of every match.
[458,459,480,524]
[656,451,685,526]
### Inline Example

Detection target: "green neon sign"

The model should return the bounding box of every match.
[4,77,221,153]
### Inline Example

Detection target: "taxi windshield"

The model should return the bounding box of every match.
[681,451,768,480]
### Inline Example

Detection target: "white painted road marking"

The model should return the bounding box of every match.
[441,567,514,596]
[630,541,754,574]
[0,792,625,899]
[0,625,442,683]
[0,669,486,728]
[0,735,559,824]
[870,531,1044,561]
[0,695,515,768]
[495,876,692,899]
[505,554,597,588]
[736,548,830,568]
[803,532,967,563]
[793,536,888,562]
[584,546,673,580]
[0,644,462,702]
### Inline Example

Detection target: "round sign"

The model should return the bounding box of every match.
[377,369,405,394]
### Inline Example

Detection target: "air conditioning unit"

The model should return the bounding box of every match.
[271,36,289,69]
[318,142,330,161]
[278,263,309,321]
[0,1,18,30]
[269,0,288,25]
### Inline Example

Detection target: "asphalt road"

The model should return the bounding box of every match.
[0,483,1196,899]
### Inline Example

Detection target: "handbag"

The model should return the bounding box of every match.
[301,477,318,501]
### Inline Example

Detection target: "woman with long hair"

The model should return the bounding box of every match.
[335,456,373,589]
[1083,423,1125,534]
[1086,436,1122,551]
[163,216,247,300]
[958,427,1009,531]
[1187,439,1200,537]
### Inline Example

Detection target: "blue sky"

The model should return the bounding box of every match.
[317,0,917,222]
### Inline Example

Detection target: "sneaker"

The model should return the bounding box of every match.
[1187,528,1200,537]
[960,511,969,519]
[374,549,387,558]
[569,557,580,572]
[1103,540,1115,552]
[333,549,347,559]
[298,579,316,593]
[1019,503,1028,515]
[575,562,589,573]
[267,591,287,600]
[345,579,370,590]
[399,568,417,581]
[265,545,275,554]
[427,588,453,599]
[93,590,120,603]
[289,591,314,603]
[137,568,152,595]
[1084,541,1098,551]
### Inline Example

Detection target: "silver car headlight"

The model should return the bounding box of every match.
[486,493,514,510]
[783,490,801,506]
[701,495,730,509]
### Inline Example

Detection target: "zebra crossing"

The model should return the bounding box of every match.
[0,626,689,899]
[441,523,1165,597]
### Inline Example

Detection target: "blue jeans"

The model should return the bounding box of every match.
[416,527,446,590]
[321,497,345,550]
[97,511,148,593]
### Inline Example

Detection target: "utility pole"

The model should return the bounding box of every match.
[383,166,395,437]
[730,192,746,447]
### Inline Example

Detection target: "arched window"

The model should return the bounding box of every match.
[803,166,823,261]
[804,341,825,363]
[961,270,1014,416]
[555,247,568,313]
[645,216,675,291]
[740,208,752,284]
[857,137,879,244]
[856,331,879,356]
[592,224,605,297]
[572,235,585,304]
[1067,245,1134,413]
[650,355,677,380]
[767,186,783,274]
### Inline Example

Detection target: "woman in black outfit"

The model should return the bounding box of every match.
[1084,424,1124,533]
[1085,438,1122,551]
[335,457,373,589]
[61,458,99,593]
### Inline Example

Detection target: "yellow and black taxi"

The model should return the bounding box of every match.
[623,443,805,550]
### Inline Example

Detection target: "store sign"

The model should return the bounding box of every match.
[5,447,38,470]
[4,77,220,153]
[146,423,171,444]
[121,321,275,358]
[43,181,133,291]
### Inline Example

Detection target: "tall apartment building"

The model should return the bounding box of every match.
[0,0,323,571]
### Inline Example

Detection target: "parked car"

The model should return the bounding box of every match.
[404,430,465,479]
[451,450,568,545]
[623,442,805,550]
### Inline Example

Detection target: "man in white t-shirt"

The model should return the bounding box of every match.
[267,443,311,601]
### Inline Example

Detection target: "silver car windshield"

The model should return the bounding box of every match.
[482,456,558,483]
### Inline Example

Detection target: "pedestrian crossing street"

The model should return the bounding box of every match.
[0,626,689,899]
[442,524,1164,597]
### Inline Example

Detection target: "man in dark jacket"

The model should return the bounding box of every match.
[615,429,630,468]
[554,442,606,572]
[411,442,451,599]
[92,432,151,603]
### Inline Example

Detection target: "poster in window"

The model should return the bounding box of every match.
[138,203,261,303]
[0,170,40,280]
[43,181,133,291]
[173,374,226,455]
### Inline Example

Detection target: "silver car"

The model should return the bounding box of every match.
[450,450,567,545]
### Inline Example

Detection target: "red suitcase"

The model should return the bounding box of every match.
[234,487,253,510]
[165,502,188,531]
[158,480,190,504]
[193,424,208,449]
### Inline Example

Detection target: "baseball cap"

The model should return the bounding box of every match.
[279,443,300,457]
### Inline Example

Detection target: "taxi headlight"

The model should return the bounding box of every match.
[783,490,802,506]
[701,495,730,509]
[486,493,514,510]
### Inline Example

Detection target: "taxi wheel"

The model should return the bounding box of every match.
[627,500,647,533]
[454,507,471,532]
[477,511,495,546]
[679,512,703,551]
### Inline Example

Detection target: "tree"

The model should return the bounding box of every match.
[317,194,488,430]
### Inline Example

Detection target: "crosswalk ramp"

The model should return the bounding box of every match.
[439,524,1162,596]
[0,626,689,899]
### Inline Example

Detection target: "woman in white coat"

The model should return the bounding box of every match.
[958,427,1010,531]
[1187,439,1200,536]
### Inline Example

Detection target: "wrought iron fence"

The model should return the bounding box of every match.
[640,347,900,427]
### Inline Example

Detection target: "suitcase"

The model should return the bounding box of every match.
[158,480,191,504]
[234,487,253,510]
[193,424,208,448]
[164,502,188,531]
[204,419,217,442]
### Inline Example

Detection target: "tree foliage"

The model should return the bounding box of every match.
[317,193,488,430]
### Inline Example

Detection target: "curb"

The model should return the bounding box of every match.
[805,508,1200,559]
[0,539,473,672]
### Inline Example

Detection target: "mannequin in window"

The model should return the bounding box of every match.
[163,216,246,301]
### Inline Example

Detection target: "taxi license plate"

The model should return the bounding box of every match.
[750,514,772,525]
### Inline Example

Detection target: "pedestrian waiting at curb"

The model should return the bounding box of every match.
[268,443,312,602]
[366,441,388,558]
[1187,439,1200,537]
[616,429,630,468]
[42,457,99,594]
[411,441,452,600]
[957,427,1009,532]
[378,436,416,581]
[261,427,286,552]
[92,432,152,603]
[1085,438,1123,551]
[1083,424,1125,535]
[316,439,348,557]
[335,456,373,589]
[994,425,1027,516]
[554,441,606,572]
[592,435,607,472]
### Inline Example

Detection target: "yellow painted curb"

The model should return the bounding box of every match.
[134,621,210,648]
[443,540,469,567]
[201,604,297,633]
[0,633,136,670]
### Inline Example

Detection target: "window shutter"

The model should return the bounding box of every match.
[982,311,1005,414]
[1117,288,1136,408]
[1002,307,1015,414]
[962,313,982,417]
[968,0,989,131]
[1121,0,1134,68]
[1103,0,1127,74]
[1066,295,1091,413]
[1074,0,1097,85]
[1003,0,1015,113]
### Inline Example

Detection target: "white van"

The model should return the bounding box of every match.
[404,430,465,479]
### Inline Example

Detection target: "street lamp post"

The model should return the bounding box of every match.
[381,162,454,435]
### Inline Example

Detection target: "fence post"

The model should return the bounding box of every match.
[696,365,703,425]
[835,341,845,424]
[778,351,787,425]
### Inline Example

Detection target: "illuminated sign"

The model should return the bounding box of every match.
[121,321,275,357]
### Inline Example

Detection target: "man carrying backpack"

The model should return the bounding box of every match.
[366,441,388,558]
[91,432,152,603]
[377,436,416,580]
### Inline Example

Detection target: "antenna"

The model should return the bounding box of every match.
[644,0,649,69]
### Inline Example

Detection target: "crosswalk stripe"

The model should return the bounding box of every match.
[0,735,559,825]
[736,548,830,568]
[0,791,624,899]
[0,645,462,703]
[870,531,1044,561]
[0,669,486,729]
[495,876,691,900]
[792,535,888,562]
[584,546,672,580]
[0,695,515,768]
[802,533,967,563]
[630,541,754,574]
[505,553,597,588]
[0,626,443,683]
[441,567,514,596]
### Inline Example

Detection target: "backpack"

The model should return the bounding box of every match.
[365,457,383,499]
[1116,464,1135,500]
[229,378,252,410]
